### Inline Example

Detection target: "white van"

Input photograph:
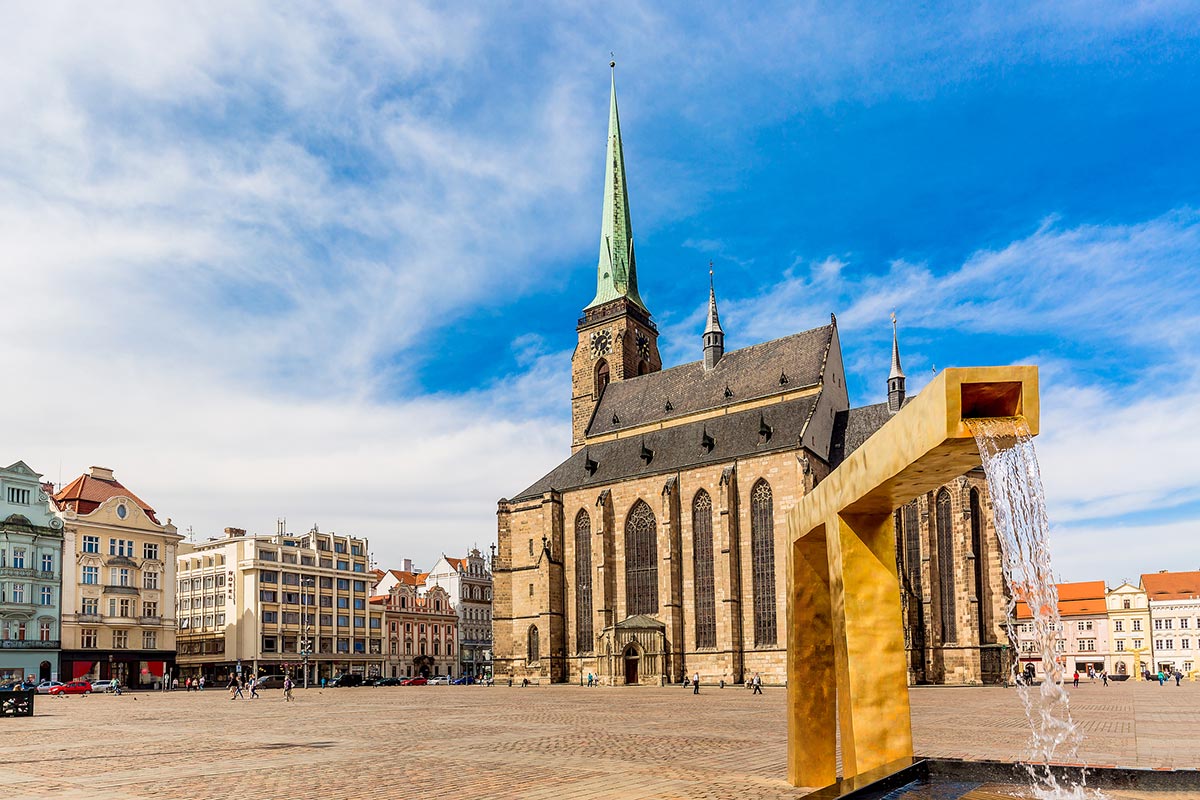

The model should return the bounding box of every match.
[89,679,119,693]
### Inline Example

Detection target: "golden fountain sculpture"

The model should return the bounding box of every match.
[785,366,1039,788]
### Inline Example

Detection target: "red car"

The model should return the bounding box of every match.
[49,680,92,695]
[400,677,427,686]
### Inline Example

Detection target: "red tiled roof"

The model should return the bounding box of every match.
[1141,571,1200,601]
[446,556,465,571]
[52,471,159,524]
[368,594,388,604]
[1015,581,1106,619]
[387,569,425,586]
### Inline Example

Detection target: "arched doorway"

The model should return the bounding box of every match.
[413,655,433,678]
[623,645,640,685]
[39,661,51,682]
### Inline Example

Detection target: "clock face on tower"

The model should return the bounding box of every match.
[590,328,613,357]
[635,331,651,359]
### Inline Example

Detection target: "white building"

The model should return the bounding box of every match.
[424,549,493,679]
[1142,570,1200,676]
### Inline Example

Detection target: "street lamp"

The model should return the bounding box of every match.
[301,576,314,690]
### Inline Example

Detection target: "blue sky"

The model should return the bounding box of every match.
[2,2,1198,583]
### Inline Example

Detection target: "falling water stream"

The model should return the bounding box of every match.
[967,417,1103,800]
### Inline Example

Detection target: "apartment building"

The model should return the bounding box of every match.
[425,548,493,680]
[175,526,384,683]
[372,581,458,679]
[1143,570,1200,676]
[1106,581,1151,677]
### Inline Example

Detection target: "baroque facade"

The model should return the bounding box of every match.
[425,550,493,679]
[493,71,1008,686]
[372,581,458,679]
[0,461,63,684]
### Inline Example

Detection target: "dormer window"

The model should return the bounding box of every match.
[724,385,733,399]
[701,429,715,453]
[640,442,654,465]
[758,415,773,444]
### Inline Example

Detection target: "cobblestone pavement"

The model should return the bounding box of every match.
[1,680,1197,799]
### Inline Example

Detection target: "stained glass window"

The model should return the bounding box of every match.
[936,488,956,643]
[750,480,777,646]
[625,500,658,616]
[528,625,539,664]
[970,488,986,640]
[692,491,716,648]
[575,510,593,652]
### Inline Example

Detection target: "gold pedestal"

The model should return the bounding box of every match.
[786,366,1039,787]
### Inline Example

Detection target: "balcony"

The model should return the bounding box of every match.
[0,639,60,650]
[139,615,162,625]
[76,613,101,623]
[103,584,139,595]
[0,566,37,579]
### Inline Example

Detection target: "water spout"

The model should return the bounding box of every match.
[968,416,1102,800]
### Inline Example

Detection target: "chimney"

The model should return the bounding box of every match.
[224,527,246,538]
[88,466,115,481]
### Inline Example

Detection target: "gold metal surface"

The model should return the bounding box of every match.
[785,366,1040,788]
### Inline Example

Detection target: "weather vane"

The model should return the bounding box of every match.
[610,51,615,69]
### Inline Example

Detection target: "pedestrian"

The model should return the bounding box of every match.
[752,672,763,695]
[692,671,700,695]
[283,675,294,702]
[1072,671,1079,688]
[1157,670,1165,686]
[172,677,179,691]
[249,677,260,699]
[228,675,244,700]
[320,676,327,689]
[199,675,205,691]
[1176,670,1182,686]
[1101,671,1109,687]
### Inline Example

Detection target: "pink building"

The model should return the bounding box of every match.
[1016,581,1111,678]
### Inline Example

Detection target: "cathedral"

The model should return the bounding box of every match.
[493,72,1008,686]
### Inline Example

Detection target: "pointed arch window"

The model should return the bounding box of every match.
[624,500,658,616]
[692,490,716,648]
[575,510,594,652]
[527,625,539,664]
[595,359,610,397]
[750,480,777,646]
[936,488,956,643]
[904,501,921,595]
[970,488,986,641]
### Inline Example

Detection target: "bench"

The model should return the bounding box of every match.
[1,690,34,717]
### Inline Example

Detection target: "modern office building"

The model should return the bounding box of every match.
[54,467,181,688]
[175,526,384,683]
[0,461,63,684]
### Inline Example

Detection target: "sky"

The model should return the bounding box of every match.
[2,2,1199,585]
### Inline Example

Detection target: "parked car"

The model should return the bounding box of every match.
[35,681,64,694]
[427,676,449,686]
[373,677,403,686]
[399,677,427,686]
[49,681,91,695]
[331,673,364,687]
[254,675,287,689]
[89,679,119,693]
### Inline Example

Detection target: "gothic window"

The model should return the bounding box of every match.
[692,491,717,648]
[936,488,957,643]
[595,359,610,397]
[904,501,921,594]
[575,510,594,652]
[527,625,539,664]
[970,488,986,641]
[624,500,658,616]
[750,480,777,646]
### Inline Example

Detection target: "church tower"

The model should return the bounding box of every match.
[571,66,662,451]
[887,313,906,413]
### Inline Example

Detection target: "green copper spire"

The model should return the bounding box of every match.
[586,64,647,312]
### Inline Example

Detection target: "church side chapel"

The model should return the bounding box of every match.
[493,69,1008,687]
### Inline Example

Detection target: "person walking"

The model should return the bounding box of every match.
[283,675,294,702]
[1101,671,1109,687]
[692,671,700,695]
[1072,671,1079,688]
[752,672,763,695]
[228,675,244,700]
[199,675,205,691]
[249,676,260,699]
[1157,670,1165,686]
[1175,670,1182,686]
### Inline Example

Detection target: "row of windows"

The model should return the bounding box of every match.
[387,639,453,656]
[569,480,779,654]
[0,583,56,605]
[78,628,158,649]
[1114,619,1145,632]
[179,614,227,629]
[80,598,158,617]
[0,549,55,571]
[260,573,368,593]
[6,486,31,505]
[1153,618,1196,630]
[259,549,365,572]
[388,622,454,635]
[0,621,54,641]
[1114,639,1144,651]
[263,636,380,654]
[461,585,491,600]
[179,575,227,592]
[79,536,159,560]
[80,566,159,588]
[1154,639,1193,650]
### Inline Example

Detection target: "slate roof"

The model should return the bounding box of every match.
[53,471,160,524]
[614,614,665,629]
[586,324,834,437]
[512,394,819,501]
[1142,571,1200,601]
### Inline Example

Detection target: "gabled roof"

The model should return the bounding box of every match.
[387,569,426,587]
[1142,571,1200,601]
[512,393,819,501]
[614,614,665,629]
[586,324,834,438]
[53,471,160,524]
[445,556,465,572]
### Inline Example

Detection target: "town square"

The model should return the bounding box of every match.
[3,3,1200,799]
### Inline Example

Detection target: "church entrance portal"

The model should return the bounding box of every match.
[623,646,639,685]
[413,655,433,678]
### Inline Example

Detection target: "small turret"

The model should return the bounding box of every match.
[887,312,906,413]
[703,266,724,370]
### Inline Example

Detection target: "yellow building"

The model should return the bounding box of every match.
[1106,581,1151,678]
[175,526,384,684]
[54,467,182,688]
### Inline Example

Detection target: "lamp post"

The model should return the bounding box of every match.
[302,576,314,689]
